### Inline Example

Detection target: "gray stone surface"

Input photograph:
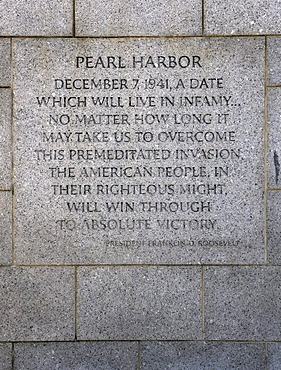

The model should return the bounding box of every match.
[0,89,11,189]
[268,343,281,370]
[0,344,12,370]
[0,0,72,36]
[204,267,281,340]
[140,342,266,370]
[0,267,74,341]
[14,342,137,370]
[78,267,201,340]
[268,37,281,85]
[267,192,281,264]
[76,0,202,36]
[205,0,281,35]
[268,88,281,188]
[0,39,10,86]
[13,38,265,265]
[0,192,12,264]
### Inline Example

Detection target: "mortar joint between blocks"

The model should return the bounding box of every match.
[202,266,205,339]
[73,0,76,37]
[264,36,269,264]
[137,341,141,370]
[10,37,15,266]
[202,0,205,35]
[75,266,78,340]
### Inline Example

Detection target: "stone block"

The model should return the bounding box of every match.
[0,267,74,341]
[205,0,281,35]
[268,89,281,188]
[78,267,202,340]
[268,343,281,370]
[14,342,137,370]
[140,342,266,369]
[0,344,12,370]
[0,192,12,264]
[267,191,281,264]
[75,0,202,36]
[268,37,281,86]
[0,89,11,189]
[204,267,281,340]
[0,0,72,36]
[13,38,265,265]
[0,39,10,86]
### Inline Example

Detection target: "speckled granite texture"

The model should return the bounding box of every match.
[0,1,280,368]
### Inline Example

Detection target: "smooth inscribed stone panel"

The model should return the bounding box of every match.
[140,342,266,370]
[0,39,10,86]
[205,0,281,35]
[0,192,12,264]
[268,37,281,85]
[204,267,281,340]
[13,38,264,264]
[0,267,75,341]
[0,344,12,370]
[78,267,201,340]
[75,0,202,36]
[0,0,72,36]
[14,342,138,370]
[0,89,11,189]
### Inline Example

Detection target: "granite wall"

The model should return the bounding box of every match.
[0,1,280,369]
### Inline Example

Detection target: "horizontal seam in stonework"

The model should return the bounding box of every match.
[9,263,277,267]
[1,34,280,39]
[72,33,279,38]
[0,265,15,268]
[8,339,278,344]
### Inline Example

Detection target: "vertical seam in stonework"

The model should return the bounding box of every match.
[264,36,268,264]
[73,0,76,37]
[12,342,15,369]
[201,266,205,338]
[75,266,78,340]
[137,341,141,370]
[265,342,268,370]
[202,0,205,35]
[10,37,15,266]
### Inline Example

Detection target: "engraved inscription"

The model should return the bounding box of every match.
[14,39,264,264]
